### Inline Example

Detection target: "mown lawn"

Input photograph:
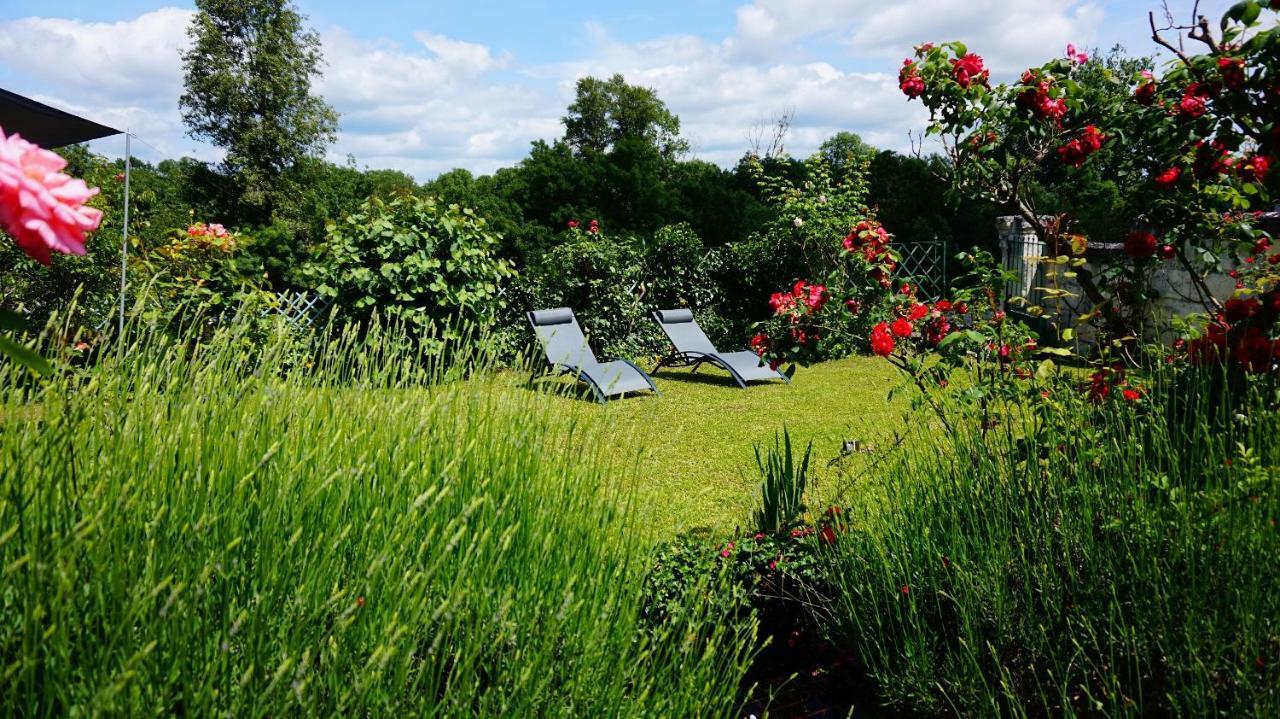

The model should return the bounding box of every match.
[527,355,908,536]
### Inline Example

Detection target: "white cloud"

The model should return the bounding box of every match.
[0,1,1219,179]
[0,8,191,104]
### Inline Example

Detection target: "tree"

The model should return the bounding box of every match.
[819,131,878,178]
[562,74,690,161]
[180,0,338,222]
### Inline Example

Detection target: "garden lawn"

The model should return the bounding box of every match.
[527,355,907,536]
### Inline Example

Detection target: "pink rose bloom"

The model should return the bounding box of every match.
[0,127,102,265]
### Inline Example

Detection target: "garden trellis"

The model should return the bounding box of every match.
[0,87,130,340]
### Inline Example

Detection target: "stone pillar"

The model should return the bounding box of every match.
[996,216,1046,307]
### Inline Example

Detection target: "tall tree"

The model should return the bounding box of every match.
[562,74,689,161]
[180,0,338,222]
[819,131,877,178]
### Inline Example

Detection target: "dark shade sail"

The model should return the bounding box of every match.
[0,87,120,148]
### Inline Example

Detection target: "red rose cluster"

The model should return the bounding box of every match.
[1178,82,1211,118]
[769,279,828,317]
[1133,71,1157,105]
[1087,365,1143,403]
[1016,71,1067,122]
[843,218,896,288]
[1184,237,1280,374]
[870,295,967,357]
[899,59,925,98]
[1057,125,1107,167]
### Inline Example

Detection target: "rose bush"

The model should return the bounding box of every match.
[899,4,1279,378]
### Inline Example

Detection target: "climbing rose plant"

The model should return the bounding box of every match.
[901,3,1280,375]
[751,217,900,369]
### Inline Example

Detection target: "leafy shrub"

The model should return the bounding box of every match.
[306,195,516,350]
[513,222,728,360]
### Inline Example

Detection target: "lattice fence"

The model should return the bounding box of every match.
[274,291,333,328]
[896,240,948,300]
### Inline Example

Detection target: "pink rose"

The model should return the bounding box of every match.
[0,127,103,264]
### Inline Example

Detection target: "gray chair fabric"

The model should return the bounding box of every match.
[528,307,659,402]
[651,309,788,388]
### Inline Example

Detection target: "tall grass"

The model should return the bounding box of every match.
[825,367,1280,716]
[0,318,755,716]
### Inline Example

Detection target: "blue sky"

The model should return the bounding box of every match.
[0,1,1235,179]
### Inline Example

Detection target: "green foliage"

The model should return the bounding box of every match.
[748,152,871,279]
[819,131,878,180]
[306,195,516,348]
[563,74,690,161]
[180,0,338,221]
[754,429,813,534]
[820,366,1280,716]
[0,321,756,716]
[514,222,726,360]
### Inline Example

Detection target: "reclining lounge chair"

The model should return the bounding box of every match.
[651,308,789,388]
[527,307,660,403]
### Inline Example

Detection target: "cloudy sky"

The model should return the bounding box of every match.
[0,0,1232,180]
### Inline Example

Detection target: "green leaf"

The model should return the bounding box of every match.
[0,309,26,332]
[0,335,52,376]
[1037,346,1073,357]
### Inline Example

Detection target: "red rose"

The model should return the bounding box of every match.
[955,302,969,314]
[1057,127,1106,168]
[870,322,896,357]
[951,53,988,88]
[891,317,914,338]
[1239,155,1270,183]
[1124,230,1158,259]
[899,59,925,98]
[820,526,837,545]
[925,316,951,345]
[908,302,929,321]
[1234,331,1277,373]
[1223,296,1261,322]
[588,219,600,233]
[1218,56,1245,91]
[1179,85,1208,117]
[1153,166,1182,188]
[1057,139,1086,167]
[1134,81,1157,105]
[567,220,579,229]
[750,333,769,355]
[934,299,953,312]
[844,298,861,314]
[1159,244,1177,260]
[1122,388,1142,402]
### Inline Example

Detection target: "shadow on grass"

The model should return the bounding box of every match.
[523,374,665,404]
[650,368,749,388]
